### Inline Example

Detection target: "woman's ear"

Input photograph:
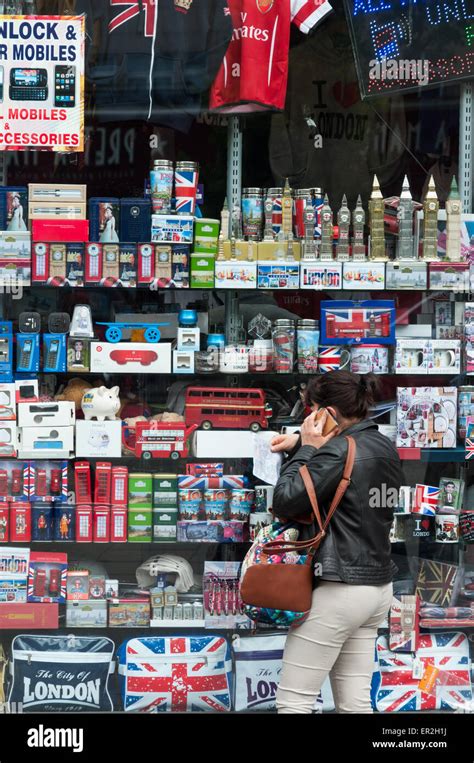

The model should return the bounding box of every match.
[326,406,338,421]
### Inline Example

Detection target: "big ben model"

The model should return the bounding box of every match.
[368,175,386,260]
[352,194,366,259]
[281,178,293,240]
[217,197,230,261]
[422,175,439,260]
[303,205,317,260]
[263,194,274,241]
[320,194,334,260]
[336,194,350,261]
[396,175,415,259]
[445,176,462,262]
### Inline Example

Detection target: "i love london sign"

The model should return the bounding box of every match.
[343,0,474,98]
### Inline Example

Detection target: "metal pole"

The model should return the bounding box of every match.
[225,116,243,346]
[226,115,242,213]
[459,82,473,214]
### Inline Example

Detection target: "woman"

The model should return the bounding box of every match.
[271,370,402,714]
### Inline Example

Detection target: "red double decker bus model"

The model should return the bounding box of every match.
[123,422,198,461]
[184,387,272,432]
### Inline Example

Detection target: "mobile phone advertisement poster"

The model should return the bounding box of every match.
[0,15,84,152]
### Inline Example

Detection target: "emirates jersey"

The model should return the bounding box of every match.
[210,0,333,113]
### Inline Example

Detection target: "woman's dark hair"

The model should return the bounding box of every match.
[303,371,380,420]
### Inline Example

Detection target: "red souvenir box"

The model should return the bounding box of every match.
[32,220,89,243]
[85,243,103,284]
[75,505,93,542]
[10,503,31,543]
[75,461,92,505]
[27,552,67,604]
[111,506,127,543]
[93,505,111,543]
[0,603,58,629]
[28,461,68,503]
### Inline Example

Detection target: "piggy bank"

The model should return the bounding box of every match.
[81,386,120,421]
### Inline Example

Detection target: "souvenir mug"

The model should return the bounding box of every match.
[318,346,350,373]
[350,344,389,374]
[402,349,424,369]
[435,514,459,543]
[433,349,457,369]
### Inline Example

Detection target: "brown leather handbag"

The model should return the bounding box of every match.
[240,436,356,613]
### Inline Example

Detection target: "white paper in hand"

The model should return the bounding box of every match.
[253,431,283,486]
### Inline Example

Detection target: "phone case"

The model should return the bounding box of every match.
[316,408,339,437]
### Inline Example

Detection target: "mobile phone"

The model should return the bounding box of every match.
[45,339,60,370]
[19,339,33,370]
[54,65,76,108]
[315,407,339,437]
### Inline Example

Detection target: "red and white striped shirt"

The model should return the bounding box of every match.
[210,0,333,113]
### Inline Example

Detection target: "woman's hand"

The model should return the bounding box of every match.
[300,410,338,449]
[270,433,300,453]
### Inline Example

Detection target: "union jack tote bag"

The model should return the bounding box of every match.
[371,631,472,712]
[117,635,233,712]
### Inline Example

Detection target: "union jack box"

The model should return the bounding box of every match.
[178,475,245,490]
[321,300,396,345]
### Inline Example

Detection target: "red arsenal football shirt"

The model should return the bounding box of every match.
[210,0,333,113]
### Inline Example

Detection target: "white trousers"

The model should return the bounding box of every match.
[276,580,393,714]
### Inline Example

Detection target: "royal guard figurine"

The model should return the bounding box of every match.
[37,512,47,540]
[445,176,462,262]
[369,175,386,260]
[336,194,350,261]
[422,175,439,260]
[352,195,366,259]
[16,513,25,535]
[397,176,415,259]
[59,512,71,540]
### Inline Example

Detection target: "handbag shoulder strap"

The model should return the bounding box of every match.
[299,435,356,533]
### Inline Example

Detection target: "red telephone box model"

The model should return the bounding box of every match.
[184,387,272,431]
[123,422,198,460]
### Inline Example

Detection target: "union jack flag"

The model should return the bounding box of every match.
[178,475,245,489]
[118,636,232,712]
[412,484,439,516]
[175,171,199,215]
[415,559,459,606]
[109,0,157,37]
[318,346,342,373]
[372,632,472,712]
[465,422,474,460]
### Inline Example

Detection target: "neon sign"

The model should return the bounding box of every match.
[343,0,474,96]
